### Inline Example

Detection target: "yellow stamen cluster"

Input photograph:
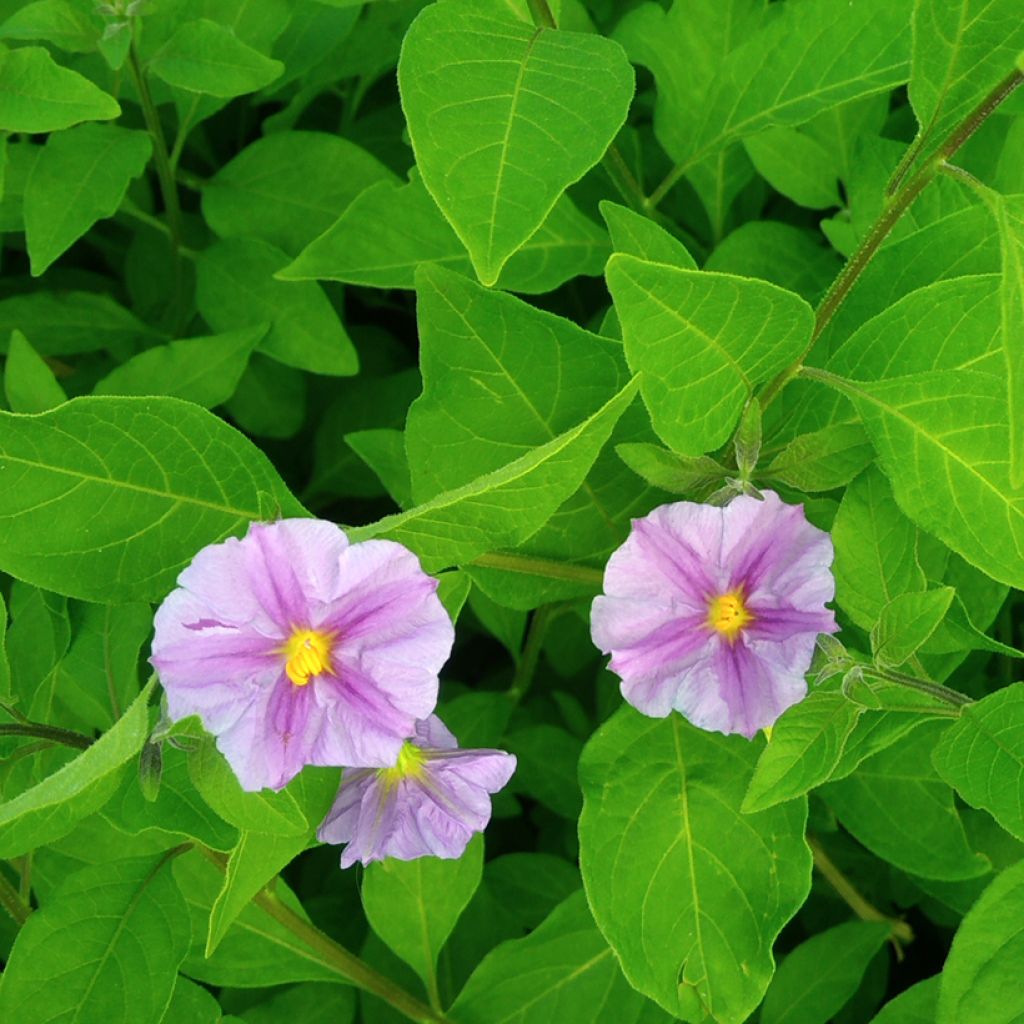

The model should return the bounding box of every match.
[707,590,753,641]
[281,628,334,686]
[380,742,426,788]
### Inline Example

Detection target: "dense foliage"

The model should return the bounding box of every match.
[0,1,1023,1022]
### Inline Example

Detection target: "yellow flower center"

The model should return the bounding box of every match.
[707,590,753,641]
[281,628,334,686]
[380,742,426,788]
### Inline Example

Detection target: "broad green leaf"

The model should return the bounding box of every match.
[822,720,989,881]
[0,290,160,357]
[743,687,864,813]
[0,46,119,131]
[163,976,222,1024]
[907,1,1024,183]
[362,834,483,992]
[579,707,811,1023]
[703,221,842,304]
[600,199,696,267]
[761,921,890,1024]
[0,137,40,233]
[203,131,396,254]
[871,588,955,669]
[764,423,873,492]
[4,329,66,412]
[207,829,311,956]
[0,1,99,53]
[0,852,190,1024]
[606,254,812,454]
[933,683,1024,842]
[615,443,725,496]
[0,396,303,602]
[451,890,674,1024]
[745,126,841,209]
[149,19,283,97]
[196,237,358,376]
[398,1,633,285]
[225,355,306,439]
[869,977,939,1024]
[281,175,609,294]
[4,583,69,726]
[262,2,359,92]
[240,984,356,1024]
[988,194,1024,484]
[832,369,1024,590]
[24,124,151,275]
[346,428,414,509]
[484,853,580,932]
[94,326,263,407]
[937,859,1024,1023]
[832,466,931,632]
[0,681,152,858]
[187,738,308,837]
[173,848,339,986]
[350,377,638,571]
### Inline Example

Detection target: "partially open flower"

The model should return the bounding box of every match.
[151,519,453,791]
[318,716,516,867]
[591,492,837,737]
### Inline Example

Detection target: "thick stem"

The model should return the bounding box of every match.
[507,604,560,704]
[0,869,30,925]
[809,836,914,950]
[470,551,604,587]
[526,0,557,29]
[602,143,648,213]
[0,722,93,750]
[867,666,972,709]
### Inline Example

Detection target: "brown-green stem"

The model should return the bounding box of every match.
[0,722,93,750]
[471,551,604,588]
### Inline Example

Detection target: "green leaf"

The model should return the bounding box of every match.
[932,683,1024,842]
[202,130,396,255]
[871,588,955,669]
[362,833,483,993]
[937,859,1024,1023]
[0,591,9,700]
[281,175,609,295]
[869,977,939,1024]
[350,377,638,571]
[606,254,812,454]
[615,442,726,495]
[196,237,358,376]
[0,1,99,53]
[600,199,696,267]
[907,0,1024,182]
[578,707,811,1023]
[93,325,263,407]
[24,124,151,275]
[173,849,338,987]
[149,19,283,97]
[163,976,222,1024]
[506,724,582,820]
[398,1,633,285]
[451,890,674,1024]
[0,290,160,357]
[821,720,989,881]
[760,921,890,1024]
[0,852,190,1024]
[239,984,356,1024]
[743,687,864,813]
[745,126,841,209]
[830,369,1024,590]
[764,423,874,492]
[345,429,413,509]
[4,329,67,413]
[0,46,119,131]
[0,680,152,858]
[0,396,303,602]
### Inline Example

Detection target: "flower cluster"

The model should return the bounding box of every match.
[151,518,515,866]
[592,491,837,738]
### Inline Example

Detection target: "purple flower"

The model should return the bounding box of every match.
[151,519,454,791]
[591,492,837,738]
[318,715,516,866]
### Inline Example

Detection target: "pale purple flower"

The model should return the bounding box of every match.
[591,492,837,738]
[318,715,516,866]
[151,519,453,791]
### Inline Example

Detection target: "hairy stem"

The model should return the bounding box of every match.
[471,551,604,587]
[866,665,972,709]
[527,0,557,29]
[0,869,30,925]
[809,836,914,951]
[0,722,93,750]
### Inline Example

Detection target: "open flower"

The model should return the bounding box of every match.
[318,715,516,866]
[151,519,453,791]
[591,492,837,737]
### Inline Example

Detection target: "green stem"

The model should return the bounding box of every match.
[0,722,93,750]
[866,665,972,709]
[508,604,560,705]
[0,869,30,925]
[169,93,201,173]
[758,69,1022,411]
[128,35,184,331]
[18,852,32,906]
[470,552,604,587]
[526,0,557,29]
[808,836,914,950]
[602,143,648,213]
